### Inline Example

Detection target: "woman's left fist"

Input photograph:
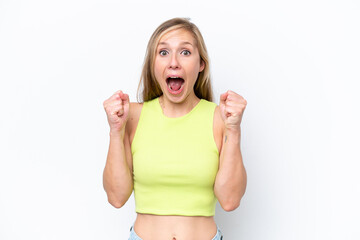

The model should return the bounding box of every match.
[219,90,247,130]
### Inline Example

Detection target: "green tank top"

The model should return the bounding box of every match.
[131,97,219,216]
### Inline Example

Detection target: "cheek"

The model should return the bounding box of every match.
[154,63,163,79]
[189,57,201,71]
[188,63,201,76]
[154,57,167,71]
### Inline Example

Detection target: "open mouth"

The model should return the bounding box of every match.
[166,77,185,92]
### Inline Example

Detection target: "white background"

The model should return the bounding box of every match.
[1,0,359,239]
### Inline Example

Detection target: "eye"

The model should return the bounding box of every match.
[159,50,168,56]
[181,50,191,56]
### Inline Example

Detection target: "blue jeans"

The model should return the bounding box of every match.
[128,225,223,240]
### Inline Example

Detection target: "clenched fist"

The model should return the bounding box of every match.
[220,90,247,130]
[103,90,130,134]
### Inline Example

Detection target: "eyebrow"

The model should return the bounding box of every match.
[158,41,193,46]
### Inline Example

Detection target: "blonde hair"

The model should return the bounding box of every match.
[136,17,214,103]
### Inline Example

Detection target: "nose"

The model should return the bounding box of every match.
[168,54,180,69]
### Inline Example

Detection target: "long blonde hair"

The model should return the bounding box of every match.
[136,18,214,103]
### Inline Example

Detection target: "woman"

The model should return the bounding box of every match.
[103,18,247,240]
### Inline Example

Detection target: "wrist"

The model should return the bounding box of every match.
[224,127,241,144]
[109,128,125,139]
[224,126,241,135]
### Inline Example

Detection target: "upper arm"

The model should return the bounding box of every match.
[123,126,133,175]
[123,102,143,175]
[213,105,225,156]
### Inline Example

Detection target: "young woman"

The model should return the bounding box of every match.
[103,18,247,240]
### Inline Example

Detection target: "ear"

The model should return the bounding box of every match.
[199,60,205,72]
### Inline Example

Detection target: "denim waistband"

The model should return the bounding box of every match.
[128,225,223,240]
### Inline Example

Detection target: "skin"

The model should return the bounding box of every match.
[153,28,204,118]
[103,28,247,240]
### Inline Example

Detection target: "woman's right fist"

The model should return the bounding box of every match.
[103,90,130,133]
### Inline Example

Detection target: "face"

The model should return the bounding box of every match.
[154,28,205,103]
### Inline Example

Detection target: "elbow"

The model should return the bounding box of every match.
[215,188,244,212]
[222,200,240,212]
[103,176,133,209]
[104,187,130,209]
[222,185,246,212]
[219,194,243,211]
[110,201,125,209]
[107,196,126,209]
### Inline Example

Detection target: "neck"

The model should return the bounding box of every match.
[159,93,200,118]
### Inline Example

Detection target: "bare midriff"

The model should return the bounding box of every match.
[133,213,218,240]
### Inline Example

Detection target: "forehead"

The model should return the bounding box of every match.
[157,28,196,47]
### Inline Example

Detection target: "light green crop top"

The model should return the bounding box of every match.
[131,97,220,216]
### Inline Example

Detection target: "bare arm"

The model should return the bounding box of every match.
[102,91,134,208]
[214,127,247,211]
[214,90,248,211]
[103,129,134,208]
